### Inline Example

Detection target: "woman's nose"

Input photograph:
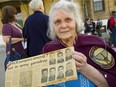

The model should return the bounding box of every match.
[61,22,67,29]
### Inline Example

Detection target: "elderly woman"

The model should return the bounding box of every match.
[23,0,50,57]
[42,0,116,87]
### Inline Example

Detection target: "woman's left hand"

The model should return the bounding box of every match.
[72,51,109,87]
[72,51,87,71]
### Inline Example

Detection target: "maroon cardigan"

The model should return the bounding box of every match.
[42,34,116,87]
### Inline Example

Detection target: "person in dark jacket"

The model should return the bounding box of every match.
[96,19,103,37]
[23,0,50,57]
[84,18,92,35]
[90,19,96,35]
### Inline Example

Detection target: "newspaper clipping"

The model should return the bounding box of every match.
[5,47,77,87]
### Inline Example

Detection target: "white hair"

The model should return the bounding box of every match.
[47,0,85,40]
[29,0,43,11]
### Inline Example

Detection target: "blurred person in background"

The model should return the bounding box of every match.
[1,6,26,67]
[96,19,103,37]
[23,0,50,57]
[108,11,116,47]
[84,18,92,35]
[90,19,96,35]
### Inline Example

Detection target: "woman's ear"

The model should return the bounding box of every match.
[39,5,44,13]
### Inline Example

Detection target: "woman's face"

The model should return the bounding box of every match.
[53,9,77,41]
[14,13,17,20]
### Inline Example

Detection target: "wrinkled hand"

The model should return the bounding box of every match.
[6,61,12,68]
[72,51,87,71]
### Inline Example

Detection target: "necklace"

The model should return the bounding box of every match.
[60,36,77,47]
[60,40,68,47]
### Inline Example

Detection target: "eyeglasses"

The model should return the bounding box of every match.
[14,12,17,15]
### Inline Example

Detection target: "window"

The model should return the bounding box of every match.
[93,0,104,12]
[114,0,116,5]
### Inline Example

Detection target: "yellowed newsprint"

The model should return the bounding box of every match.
[5,47,77,87]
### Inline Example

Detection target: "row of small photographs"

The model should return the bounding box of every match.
[41,61,74,83]
[48,48,73,65]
